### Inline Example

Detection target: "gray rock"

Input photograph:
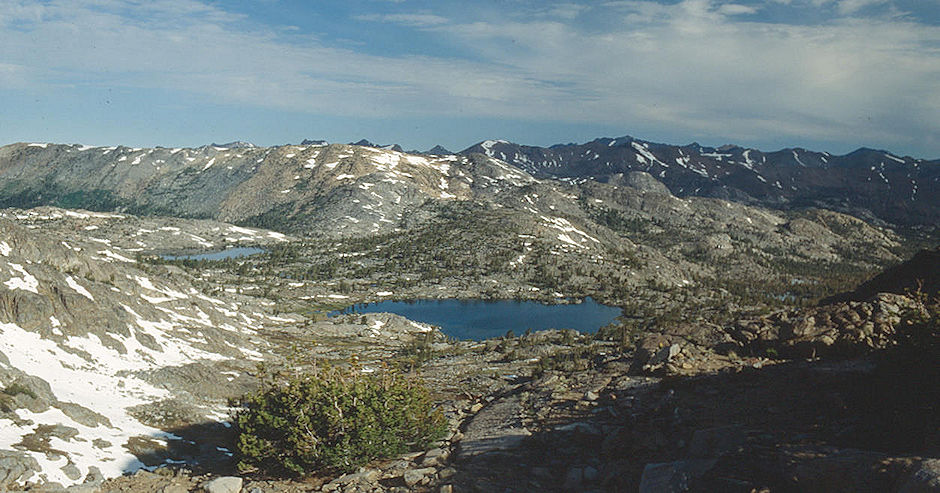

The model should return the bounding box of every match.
[609,171,672,195]
[61,461,82,481]
[420,447,448,467]
[458,395,532,459]
[403,468,437,487]
[332,468,379,485]
[66,483,103,493]
[83,466,104,485]
[556,421,602,435]
[0,450,40,489]
[57,401,112,428]
[648,344,682,366]
[202,476,243,493]
[898,459,940,493]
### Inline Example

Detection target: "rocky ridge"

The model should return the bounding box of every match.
[462,137,940,226]
[0,142,536,236]
[0,141,920,311]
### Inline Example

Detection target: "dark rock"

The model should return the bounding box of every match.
[638,460,717,493]
[687,425,745,459]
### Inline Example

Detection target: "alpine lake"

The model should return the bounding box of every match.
[334,298,622,341]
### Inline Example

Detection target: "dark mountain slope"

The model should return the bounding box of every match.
[461,137,940,226]
[825,247,940,302]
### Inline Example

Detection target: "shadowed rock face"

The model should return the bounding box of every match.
[825,247,940,303]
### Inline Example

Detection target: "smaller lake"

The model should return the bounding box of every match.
[161,246,266,261]
[335,298,622,341]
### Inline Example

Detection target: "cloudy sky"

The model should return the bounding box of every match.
[1,0,938,157]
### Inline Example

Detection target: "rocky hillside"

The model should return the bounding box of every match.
[462,137,940,226]
[0,142,535,236]
[0,210,441,489]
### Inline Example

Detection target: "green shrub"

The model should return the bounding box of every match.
[393,331,436,370]
[233,366,447,477]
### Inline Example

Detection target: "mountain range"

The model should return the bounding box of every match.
[1,135,936,231]
[461,136,940,226]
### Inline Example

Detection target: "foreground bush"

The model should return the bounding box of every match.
[233,366,447,476]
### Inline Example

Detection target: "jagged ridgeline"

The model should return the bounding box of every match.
[1,138,938,232]
[0,140,930,309]
[0,142,528,235]
[465,138,940,226]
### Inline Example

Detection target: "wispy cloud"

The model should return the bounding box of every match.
[1,0,938,155]
[717,4,759,15]
[355,13,450,27]
[835,0,890,15]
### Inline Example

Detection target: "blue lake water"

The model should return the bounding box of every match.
[161,246,266,261]
[335,298,622,341]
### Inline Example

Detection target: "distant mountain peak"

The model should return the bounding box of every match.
[301,139,328,146]
[348,140,403,152]
[211,141,255,149]
[426,145,452,155]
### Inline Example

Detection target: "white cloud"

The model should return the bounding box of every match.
[718,4,759,15]
[1,0,938,154]
[836,0,890,15]
[0,63,32,88]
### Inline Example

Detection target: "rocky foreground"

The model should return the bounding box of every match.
[4,251,937,492]
[63,287,940,493]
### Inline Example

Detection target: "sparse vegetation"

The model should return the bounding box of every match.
[233,365,446,477]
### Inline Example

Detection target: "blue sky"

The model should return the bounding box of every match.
[1,0,939,158]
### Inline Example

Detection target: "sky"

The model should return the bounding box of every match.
[1,0,939,158]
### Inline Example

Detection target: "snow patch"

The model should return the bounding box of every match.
[4,263,39,293]
[65,276,94,301]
